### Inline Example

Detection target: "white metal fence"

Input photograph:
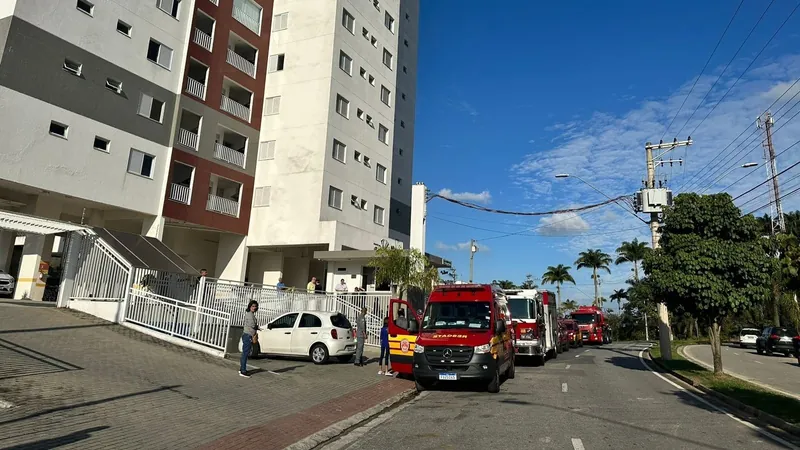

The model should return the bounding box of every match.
[126,288,231,352]
[70,233,132,302]
[206,194,240,216]
[214,143,246,168]
[185,77,206,100]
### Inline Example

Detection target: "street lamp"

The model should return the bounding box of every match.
[555,173,644,222]
[741,162,758,168]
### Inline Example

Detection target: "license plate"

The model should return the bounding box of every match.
[345,345,354,350]
[438,373,457,381]
[780,337,791,342]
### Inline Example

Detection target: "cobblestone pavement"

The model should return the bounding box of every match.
[0,301,412,449]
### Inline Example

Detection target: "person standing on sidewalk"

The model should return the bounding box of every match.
[379,317,391,375]
[355,306,368,366]
[240,300,260,378]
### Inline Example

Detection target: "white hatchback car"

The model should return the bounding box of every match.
[239,310,356,364]
[739,327,760,348]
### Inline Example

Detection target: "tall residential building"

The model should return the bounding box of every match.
[247,0,419,289]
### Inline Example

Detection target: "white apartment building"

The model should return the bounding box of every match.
[248,0,419,290]
[0,0,194,299]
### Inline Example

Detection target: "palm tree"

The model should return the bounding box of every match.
[541,264,576,315]
[561,299,579,315]
[575,249,612,307]
[492,279,516,289]
[610,289,627,313]
[614,239,650,281]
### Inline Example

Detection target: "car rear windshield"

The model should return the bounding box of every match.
[775,327,798,337]
[422,301,491,330]
[330,313,352,329]
[571,313,596,325]
[508,298,535,320]
[740,329,759,336]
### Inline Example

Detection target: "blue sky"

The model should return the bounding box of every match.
[412,0,800,306]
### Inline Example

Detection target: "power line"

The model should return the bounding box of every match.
[428,193,631,217]
[660,0,745,141]
[674,0,776,138]
[743,178,800,216]
[737,171,800,208]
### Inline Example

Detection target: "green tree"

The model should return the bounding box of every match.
[541,264,576,315]
[561,299,579,315]
[615,238,650,281]
[520,274,537,289]
[369,247,441,299]
[575,250,612,306]
[610,288,627,313]
[644,193,773,374]
[492,279,517,289]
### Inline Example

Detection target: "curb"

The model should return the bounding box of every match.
[646,348,800,439]
[285,389,416,450]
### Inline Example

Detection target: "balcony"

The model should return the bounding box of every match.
[193,12,215,52]
[232,0,262,35]
[169,162,194,205]
[215,128,247,168]
[227,34,257,78]
[207,174,242,217]
[185,59,209,100]
[176,109,202,151]
[214,144,246,168]
[220,78,252,122]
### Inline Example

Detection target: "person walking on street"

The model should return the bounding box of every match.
[355,306,368,366]
[379,317,390,375]
[240,300,260,378]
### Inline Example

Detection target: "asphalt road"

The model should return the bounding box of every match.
[320,343,796,450]
[683,344,800,399]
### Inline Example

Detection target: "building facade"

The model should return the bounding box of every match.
[247,0,419,290]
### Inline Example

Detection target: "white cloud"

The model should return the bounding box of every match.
[459,101,479,117]
[435,241,490,252]
[536,212,591,236]
[437,188,492,204]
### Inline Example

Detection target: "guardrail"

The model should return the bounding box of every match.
[169,183,191,204]
[185,77,206,100]
[177,128,198,151]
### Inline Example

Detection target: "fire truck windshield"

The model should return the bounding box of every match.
[508,298,535,320]
[422,302,491,330]
[572,313,596,325]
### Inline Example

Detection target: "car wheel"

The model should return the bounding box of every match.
[310,344,329,365]
[487,365,501,393]
[507,356,516,379]
[415,378,429,392]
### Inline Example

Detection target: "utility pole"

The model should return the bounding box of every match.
[469,239,477,283]
[644,312,649,342]
[642,138,693,360]
[758,112,786,234]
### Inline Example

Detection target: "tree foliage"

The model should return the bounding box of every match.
[369,247,441,298]
[542,264,576,315]
[610,288,627,312]
[615,238,650,281]
[492,279,517,289]
[520,274,537,289]
[575,249,612,306]
[643,193,773,373]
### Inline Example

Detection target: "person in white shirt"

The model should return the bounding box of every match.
[335,279,348,293]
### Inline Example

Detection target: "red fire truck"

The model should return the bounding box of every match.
[570,305,611,345]
[504,289,558,365]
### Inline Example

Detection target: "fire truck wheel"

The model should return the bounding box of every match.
[534,355,545,366]
[487,365,501,393]
[507,357,516,379]
[415,378,429,392]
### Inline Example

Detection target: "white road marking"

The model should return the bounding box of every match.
[562,382,568,393]
[575,354,581,358]
[565,364,571,369]
[638,350,799,450]
[754,360,764,365]
[734,352,740,356]
[584,349,590,353]
[571,438,586,450]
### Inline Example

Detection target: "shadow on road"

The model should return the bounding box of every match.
[0,324,112,335]
[1,426,110,449]
[0,338,83,381]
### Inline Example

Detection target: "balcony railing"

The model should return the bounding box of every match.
[209,0,218,5]
[193,28,213,52]
[226,49,256,78]
[220,95,251,121]
[170,183,191,204]
[232,5,261,35]
[214,143,246,168]
[177,128,199,151]
[207,194,240,216]
[185,77,206,100]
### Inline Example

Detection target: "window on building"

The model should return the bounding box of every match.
[339,51,352,75]
[93,136,110,152]
[147,39,173,69]
[156,0,180,18]
[49,121,68,139]
[373,205,385,226]
[400,120,405,128]
[373,0,380,11]
[378,124,389,144]
[76,0,94,16]
[264,96,281,115]
[362,27,369,39]
[267,53,285,72]
[63,58,82,76]
[380,85,391,106]
[342,9,355,34]
[360,67,367,79]
[360,198,368,210]
[258,140,276,160]
[365,114,374,127]
[328,186,343,210]
[253,186,271,207]
[397,177,403,185]
[363,155,371,167]
[106,78,123,94]
[128,149,155,178]
[353,150,362,162]
[138,93,165,122]
[272,12,289,31]
[356,109,365,120]
[117,20,132,37]
[332,139,346,162]
[382,49,393,70]
[233,0,263,34]
[368,75,375,86]
[370,36,377,48]
[385,12,395,32]
[376,164,387,183]
[335,94,349,118]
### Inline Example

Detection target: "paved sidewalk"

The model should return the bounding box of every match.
[0,301,412,449]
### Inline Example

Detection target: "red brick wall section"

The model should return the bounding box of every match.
[185,0,274,129]
[162,148,254,235]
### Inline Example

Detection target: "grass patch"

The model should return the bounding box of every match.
[650,341,800,426]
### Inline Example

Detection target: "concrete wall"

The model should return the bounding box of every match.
[161,227,220,275]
